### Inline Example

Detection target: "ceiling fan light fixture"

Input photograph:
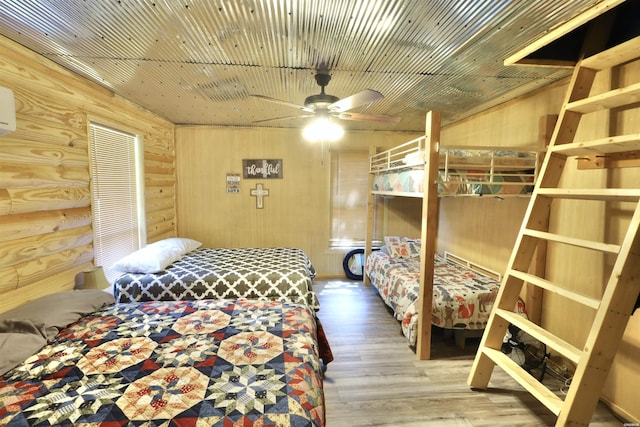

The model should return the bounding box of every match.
[302,117,344,142]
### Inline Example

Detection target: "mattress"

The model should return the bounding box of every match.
[372,149,537,196]
[373,169,534,196]
[365,251,501,345]
[0,299,325,426]
[114,247,320,310]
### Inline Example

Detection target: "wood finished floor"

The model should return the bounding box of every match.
[315,279,624,427]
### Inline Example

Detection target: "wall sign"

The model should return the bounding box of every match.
[242,159,283,179]
[226,173,240,193]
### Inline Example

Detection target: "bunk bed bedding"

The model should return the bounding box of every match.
[365,250,500,346]
[114,247,320,311]
[371,146,538,197]
[0,298,325,426]
[373,169,535,196]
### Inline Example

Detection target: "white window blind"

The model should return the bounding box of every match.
[330,149,380,248]
[89,123,144,283]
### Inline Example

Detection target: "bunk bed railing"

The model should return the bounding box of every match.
[370,137,543,197]
[444,251,502,281]
[370,136,427,172]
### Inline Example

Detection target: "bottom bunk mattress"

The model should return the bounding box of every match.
[365,251,500,345]
[114,247,320,311]
[0,299,325,426]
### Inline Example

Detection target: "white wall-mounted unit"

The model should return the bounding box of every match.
[0,87,16,136]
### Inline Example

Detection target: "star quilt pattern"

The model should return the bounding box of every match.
[0,299,325,426]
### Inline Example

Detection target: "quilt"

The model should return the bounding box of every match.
[365,251,500,345]
[0,299,325,426]
[114,247,320,311]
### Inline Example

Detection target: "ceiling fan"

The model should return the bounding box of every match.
[251,68,401,125]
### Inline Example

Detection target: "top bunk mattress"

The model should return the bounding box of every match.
[372,168,535,196]
[113,247,320,310]
[370,138,540,197]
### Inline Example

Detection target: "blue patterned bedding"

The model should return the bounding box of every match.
[0,299,325,426]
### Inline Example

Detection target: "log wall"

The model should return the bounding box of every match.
[0,35,176,312]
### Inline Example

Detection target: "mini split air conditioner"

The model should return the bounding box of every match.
[0,87,16,136]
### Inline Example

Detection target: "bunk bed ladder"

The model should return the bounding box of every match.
[468,35,640,426]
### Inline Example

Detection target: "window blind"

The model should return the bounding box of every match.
[89,123,143,283]
[330,149,381,248]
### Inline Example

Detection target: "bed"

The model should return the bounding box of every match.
[365,243,501,348]
[113,244,320,311]
[0,290,326,426]
[370,137,539,198]
[364,111,545,359]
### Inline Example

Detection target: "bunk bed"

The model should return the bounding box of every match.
[369,137,539,198]
[364,110,543,359]
[365,247,503,349]
[0,290,326,426]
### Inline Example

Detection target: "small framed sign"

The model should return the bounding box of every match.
[226,173,240,193]
[242,159,283,179]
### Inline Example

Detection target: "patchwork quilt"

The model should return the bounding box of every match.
[0,299,325,426]
[365,251,500,345]
[114,247,320,311]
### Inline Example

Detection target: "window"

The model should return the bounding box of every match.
[89,123,145,282]
[330,149,381,248]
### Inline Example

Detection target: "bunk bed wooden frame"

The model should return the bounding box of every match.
[364,111,545,359]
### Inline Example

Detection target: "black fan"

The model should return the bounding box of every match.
[502,324,550,382]
[251,68,400,125]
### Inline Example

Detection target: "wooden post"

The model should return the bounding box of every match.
[363,145,377,286]
[416,110,441,360]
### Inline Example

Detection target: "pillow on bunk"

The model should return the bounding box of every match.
[384,236,421,259]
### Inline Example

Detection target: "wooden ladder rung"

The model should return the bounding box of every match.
[566,82,640,114]
[481,347,564,416]
[496,308,583,365]
[536,188,640,202]
[522,229,621,254]
[508,269,601,310]
[551,133,640,156]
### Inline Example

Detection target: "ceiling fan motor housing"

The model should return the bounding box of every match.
[304,93,339,109]
[304,70,339,109]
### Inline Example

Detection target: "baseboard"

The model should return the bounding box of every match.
[599,396,639,424]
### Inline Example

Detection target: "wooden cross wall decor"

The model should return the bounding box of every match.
[250,183,269,209]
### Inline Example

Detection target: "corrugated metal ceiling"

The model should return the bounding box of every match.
[0,0,605,132]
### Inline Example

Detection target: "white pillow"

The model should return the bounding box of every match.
[149,237,201,256]
[111,244,182,273]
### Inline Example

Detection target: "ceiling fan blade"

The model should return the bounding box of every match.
[252,114,313,124]
[335,111,401,124]
[329,89,383,112]
[251,94,314,113]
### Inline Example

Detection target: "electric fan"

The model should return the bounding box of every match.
[502,324,550,382]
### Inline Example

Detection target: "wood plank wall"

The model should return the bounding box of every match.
[0,35,176,312]
[174,126,421,277]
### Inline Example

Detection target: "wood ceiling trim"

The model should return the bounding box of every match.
[504,0,626,67]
